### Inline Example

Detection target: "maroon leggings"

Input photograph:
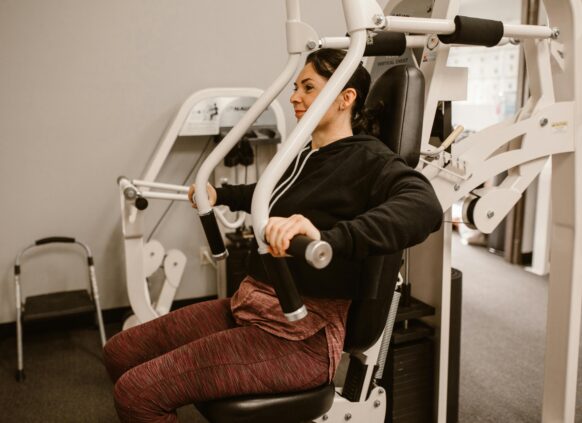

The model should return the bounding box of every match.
[102,298,329,422]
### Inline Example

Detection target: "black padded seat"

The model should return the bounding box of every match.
[197,383,335,423]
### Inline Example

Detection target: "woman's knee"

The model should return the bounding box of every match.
[113,371,142,421]
[113,367,178,422]
[114,368,145,405]
[102,332,127,382]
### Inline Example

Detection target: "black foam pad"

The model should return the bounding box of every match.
[366,65,425,168]
[344,252,402,353]
[364,31,407,57]
[438,15,504,47]
[197,383,335,423]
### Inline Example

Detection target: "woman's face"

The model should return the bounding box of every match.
[290,63,342,127]
[290,63,326,120]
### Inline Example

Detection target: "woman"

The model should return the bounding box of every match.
[103,49,442,422]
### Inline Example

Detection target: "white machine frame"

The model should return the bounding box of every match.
[119,88,286,326]
[406,0,581,421]
[187,0,580,421]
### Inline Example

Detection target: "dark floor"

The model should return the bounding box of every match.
[0,321,206,423]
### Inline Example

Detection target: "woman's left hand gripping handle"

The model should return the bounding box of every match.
[189,183,227,260]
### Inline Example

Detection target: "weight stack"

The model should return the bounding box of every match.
[447,268,463,423]
[381,268,463,423]
[386,337,435,422]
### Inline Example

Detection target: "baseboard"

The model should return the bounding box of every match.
[0,295,217,340]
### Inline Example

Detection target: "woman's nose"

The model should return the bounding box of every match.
[290,91,300,104]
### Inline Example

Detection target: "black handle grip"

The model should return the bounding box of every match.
[35,237,76,245]
[261,254,307,321]
[287,235,333,269]
[135,196,149,211]
[199,210,228,259]
[286,235,312,257]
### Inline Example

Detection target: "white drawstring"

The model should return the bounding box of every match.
[269,147,318,213]
[269,145,311,201]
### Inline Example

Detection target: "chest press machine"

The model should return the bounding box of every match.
[189,0,581,422]
[119,0,581,421]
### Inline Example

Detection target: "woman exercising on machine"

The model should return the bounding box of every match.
[103,48,443,422]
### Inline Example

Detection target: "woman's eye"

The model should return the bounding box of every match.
[305,85,314,92]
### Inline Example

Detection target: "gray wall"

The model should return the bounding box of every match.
[0,0,350,324]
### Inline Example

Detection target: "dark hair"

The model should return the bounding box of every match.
[305,48,379,136]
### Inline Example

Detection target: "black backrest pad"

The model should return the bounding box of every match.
[344,253,402,353]
[365,65,425,168]
[344,65,424,353]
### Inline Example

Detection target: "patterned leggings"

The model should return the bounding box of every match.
[102,298,329,422]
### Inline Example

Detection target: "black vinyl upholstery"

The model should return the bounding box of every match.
[196,384,335,423]
[366,65,425,169]
[344,65,425,354]
[197,64,425,423]
[344,254,403,354]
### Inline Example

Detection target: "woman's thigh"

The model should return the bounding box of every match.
[113,325,329,421]
[103,298,235,381]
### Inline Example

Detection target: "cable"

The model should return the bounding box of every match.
[254,144,259,183]
[420,125,464,157]
[146,136,214,242]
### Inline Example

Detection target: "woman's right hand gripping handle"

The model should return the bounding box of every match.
[261,214,333,321]
[260,235,333,321]
[188,183,227,260]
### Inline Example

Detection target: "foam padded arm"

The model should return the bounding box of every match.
[438,15,504,47]
[364,32,407,57]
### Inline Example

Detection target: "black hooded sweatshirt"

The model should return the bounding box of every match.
[215,135,443,299]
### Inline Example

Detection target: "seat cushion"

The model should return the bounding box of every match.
[196,383,335,423]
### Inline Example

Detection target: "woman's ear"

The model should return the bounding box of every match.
[341,88,357,110]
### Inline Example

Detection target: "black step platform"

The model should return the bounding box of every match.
[22,290,96,322]
[395,296,435,322]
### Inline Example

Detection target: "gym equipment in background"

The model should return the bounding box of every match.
[119,89,285,328]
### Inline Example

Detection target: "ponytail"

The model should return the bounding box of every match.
[352,105,381,138]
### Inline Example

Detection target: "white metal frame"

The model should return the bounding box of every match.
[393,0,580,421]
